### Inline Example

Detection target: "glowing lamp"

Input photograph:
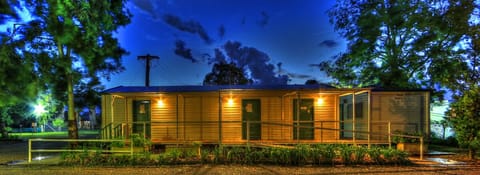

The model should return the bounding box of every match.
[34,104,46,116]
[316,98,324,105]
[227,98,234,106]
[157,98,165,107]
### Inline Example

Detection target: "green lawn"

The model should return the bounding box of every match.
[429,144,464,152]
[9,130,99,139]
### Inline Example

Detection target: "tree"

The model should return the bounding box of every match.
[18,1,131,139]
[447,87,480,160]
[203,62,252,85]
[74,77,104,129]
[443,1,480,159]
[320,0,469,93]
[0,19,39,138]
[432,117,450,140]
[0,0,20,24]
[305,79,319,85]
[323,0,479,159]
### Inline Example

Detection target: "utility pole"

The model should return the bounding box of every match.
[137,54,159,87]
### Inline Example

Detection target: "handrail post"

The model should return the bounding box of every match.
[130,137,134,157]
[143,122,146,138]
[420,136,424,160]
[320,121,323,143]
[247,120,250,144]
[28,139,32,163]
[388,122,391,149]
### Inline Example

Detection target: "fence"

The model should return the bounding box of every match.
[101,120,425,159]
[28,138,133,163]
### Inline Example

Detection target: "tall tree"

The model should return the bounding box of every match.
[0,20,39,138]
[203,62,252,85]
[74,77,104,129]
[443,0,480,160]
[324,0,479,159]
[447,87,480,160]
[18,0,131,139]
[320,0,467,93]
[0,0,19,23]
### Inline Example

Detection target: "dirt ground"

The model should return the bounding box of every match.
[2,141,480,175]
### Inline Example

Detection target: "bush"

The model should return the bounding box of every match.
[59,143,411,166]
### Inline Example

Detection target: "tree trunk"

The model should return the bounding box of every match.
[0,120,8,138]
[442,127,446,140]
[67,73,78,139]
[89,107,96,129]
[469,149,477,160]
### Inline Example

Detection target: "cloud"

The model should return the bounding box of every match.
[174,40,198,63]
[277,62,312,79]
[221,41,289,85]
[318,40,339,48]
[131,0,159,19]
[162,14,213,44]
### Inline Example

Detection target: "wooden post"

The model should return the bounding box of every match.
[143,122,146,138]
[420,136,424,160]
[320,121,323,143]
[367,90,371,148]
[296,92,300,143]
[247,120,250,144]
[388,122,392,149]
[352,91,356,145]
[218,92,222,145]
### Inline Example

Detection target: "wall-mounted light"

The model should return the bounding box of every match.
[157,97,165,107]
[316,97,324,106]
[227,97,234,106]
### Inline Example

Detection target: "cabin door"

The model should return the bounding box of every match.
[293,99,314,140]
[242,99,261,140]
[133,100,151,138]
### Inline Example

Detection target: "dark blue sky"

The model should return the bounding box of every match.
[106,0,346,88]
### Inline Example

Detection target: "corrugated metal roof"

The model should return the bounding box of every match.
[103,84,431,94]
[103,84,337,93]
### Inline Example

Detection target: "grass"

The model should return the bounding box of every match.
[9,130,99,139]
[429,144,466,153]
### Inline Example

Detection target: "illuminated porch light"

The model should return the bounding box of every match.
[157,97,165,107]
[227,98,234,106]
[316,98,324,105]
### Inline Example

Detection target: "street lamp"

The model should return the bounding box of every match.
[34,104,46,116]
[33,104,46,132]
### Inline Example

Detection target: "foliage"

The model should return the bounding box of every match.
[203,62,252,85]
[131,134,151,147]
[0,0,20,24]
[58,144,410,166]
[0,14,40,138]
[320,0,477,93]
[447,87,480,160]
[0,104,34,137]
[52,117,65,130]
[392,130,422,143]
[11,0,132,139]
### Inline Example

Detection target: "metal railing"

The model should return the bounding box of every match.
[101,120,425,159]
[28,138,134,163]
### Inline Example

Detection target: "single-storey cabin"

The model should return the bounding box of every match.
[101,85,430,146]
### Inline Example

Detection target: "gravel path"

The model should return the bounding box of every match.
[2,164,480,175]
